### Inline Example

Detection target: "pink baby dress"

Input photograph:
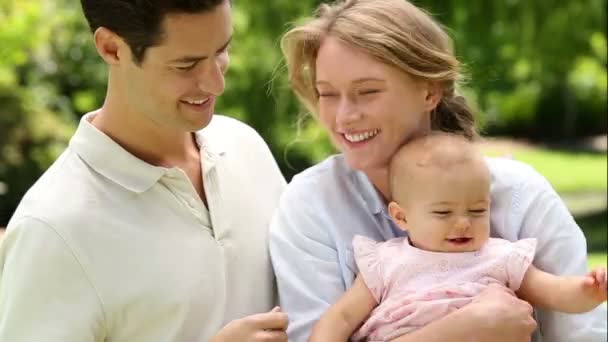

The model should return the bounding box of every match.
[351,236,536,342]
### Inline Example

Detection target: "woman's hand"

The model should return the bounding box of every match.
[210,307,288,342]
[468,284,537,342]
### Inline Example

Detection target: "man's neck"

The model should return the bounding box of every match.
[91,81,199,168]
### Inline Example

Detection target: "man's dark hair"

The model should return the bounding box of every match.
[80,0,227,65]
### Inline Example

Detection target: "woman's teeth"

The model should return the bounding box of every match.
[344,129,379,143]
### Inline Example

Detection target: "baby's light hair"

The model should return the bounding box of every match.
[389,132,488,204]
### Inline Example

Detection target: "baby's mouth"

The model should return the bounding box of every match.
[446,237,473,245]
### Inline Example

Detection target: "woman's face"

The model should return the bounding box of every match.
[315,36,436,172]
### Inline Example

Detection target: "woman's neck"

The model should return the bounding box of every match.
[364,167,391,203]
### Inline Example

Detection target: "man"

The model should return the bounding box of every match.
[0,1,288,341]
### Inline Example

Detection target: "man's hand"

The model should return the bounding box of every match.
[210,307,288,342]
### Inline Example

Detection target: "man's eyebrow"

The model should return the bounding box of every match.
[169,36,232,63]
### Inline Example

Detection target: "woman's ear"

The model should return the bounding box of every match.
[93,27,125,66]
[388,201,408,232]
[423,81,443,112]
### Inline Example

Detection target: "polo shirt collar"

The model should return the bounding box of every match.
[69,112,226,193]
[69,112,165,193]
[193,125,226,172]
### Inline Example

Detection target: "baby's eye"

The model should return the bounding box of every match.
[432,210,451,216]
[359,89,380,96]
[469,209,487,215]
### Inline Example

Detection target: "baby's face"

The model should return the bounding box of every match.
[394,161,491,253]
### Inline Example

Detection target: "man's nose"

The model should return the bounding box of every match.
[197,60,226,96]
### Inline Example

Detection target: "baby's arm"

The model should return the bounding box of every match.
[517,265,607,313]
[309,274,378,342]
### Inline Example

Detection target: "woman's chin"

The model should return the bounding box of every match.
[343,155,387,173]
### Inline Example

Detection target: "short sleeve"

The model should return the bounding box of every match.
[352,235,384,303]
[0,217,106,341]
[506,238,537,291]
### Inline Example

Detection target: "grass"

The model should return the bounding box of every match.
[481,145,607,195]
[510,149,607,194]
[588,253,607,269]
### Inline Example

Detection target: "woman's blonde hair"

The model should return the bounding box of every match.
[281,0,477,139]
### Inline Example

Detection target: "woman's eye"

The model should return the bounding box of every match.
[318,93,338,98]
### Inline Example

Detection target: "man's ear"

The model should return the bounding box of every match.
[93,27,126,66]
[388,201,408,232]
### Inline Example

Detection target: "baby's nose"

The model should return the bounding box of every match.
[454,217,471,232]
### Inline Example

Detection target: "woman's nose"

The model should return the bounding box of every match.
[335,98,363,126]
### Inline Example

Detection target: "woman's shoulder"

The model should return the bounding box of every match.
[270,155,359,245]
[283,154,356,200]
[485,156,550,192]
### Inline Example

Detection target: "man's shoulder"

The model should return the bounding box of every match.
[7,152,108,237]
[199,114,272,155]
[203,114,261,141]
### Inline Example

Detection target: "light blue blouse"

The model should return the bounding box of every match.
[269,154,607,342]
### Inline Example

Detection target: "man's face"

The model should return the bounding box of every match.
[119,1,232,132]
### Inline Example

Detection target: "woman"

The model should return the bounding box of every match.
[269,0,607,341]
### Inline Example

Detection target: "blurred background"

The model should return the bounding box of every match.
[0,0,606,265]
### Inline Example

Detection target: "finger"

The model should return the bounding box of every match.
[583,275,596,286]
[595,268,606,285]
[251,312,289,331]
[255,329,288,342]
[270,306,282,313]
[519,298,535,315]
[525,315,538,334]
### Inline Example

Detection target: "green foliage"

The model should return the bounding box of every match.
[0,1,77,221]
[514,149,607,194]
[0,0,607,224]
[419,0,607,139]
[588,253,607,268]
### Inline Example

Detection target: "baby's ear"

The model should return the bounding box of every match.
[388,201,408,231]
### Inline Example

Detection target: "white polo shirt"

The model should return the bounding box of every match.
[0,112,286,341]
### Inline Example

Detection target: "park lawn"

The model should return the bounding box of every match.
[588,253,607,269]
[480,143,607,194]
[511,149,607,194]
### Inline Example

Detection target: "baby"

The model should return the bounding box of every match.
[310,133,607,342]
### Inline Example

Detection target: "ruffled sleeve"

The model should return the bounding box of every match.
[352,235,384,303]
[506,238,537,291]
